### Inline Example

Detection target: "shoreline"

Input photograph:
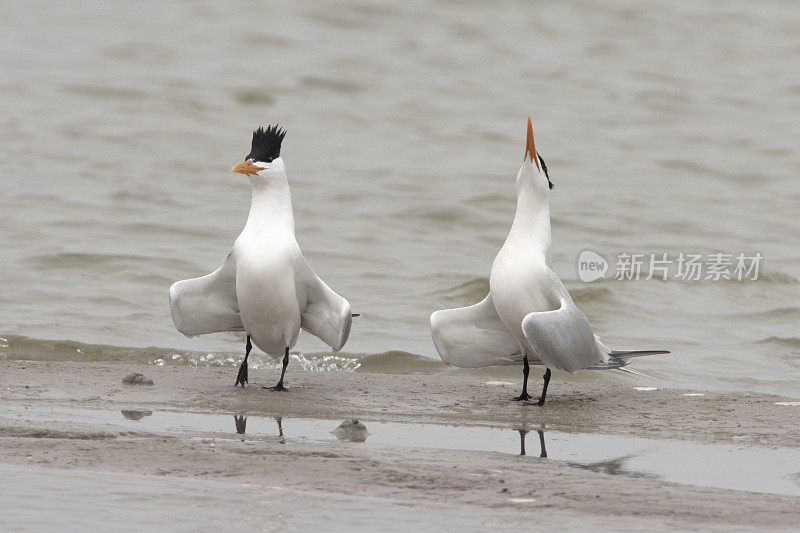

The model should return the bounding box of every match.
[2,361,800,531]
[4,361,798,446]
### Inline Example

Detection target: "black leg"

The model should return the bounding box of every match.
[536,368,552,406]
[518,429,528,456]
[512,355,532,401]
[275,417,283,437]
[235,336,252,387]
[538,430,547,458]
[267,347,290,391]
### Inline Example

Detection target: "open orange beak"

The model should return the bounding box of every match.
[230,160,265,175]
[523,116,540,170]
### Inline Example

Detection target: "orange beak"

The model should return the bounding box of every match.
[230,160,265,175]
[523,116,540,170]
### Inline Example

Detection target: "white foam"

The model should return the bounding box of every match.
[148,351,361,372]
[633,387,658,391]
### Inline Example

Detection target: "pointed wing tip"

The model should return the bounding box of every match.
[617,366,657,380]
[609,349,671,358]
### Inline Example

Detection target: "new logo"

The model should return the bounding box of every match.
[578,250,608,282]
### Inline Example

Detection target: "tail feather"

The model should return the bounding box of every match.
[587,349,668,373]
[609,349,670,358]
[586,357,628,370]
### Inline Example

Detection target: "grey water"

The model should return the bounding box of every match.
[1,1,799,395]
[7,405,800,497]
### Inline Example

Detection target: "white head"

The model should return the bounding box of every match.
[516,116,554,195]
[230,124,287,184]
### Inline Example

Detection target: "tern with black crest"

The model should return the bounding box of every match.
[430,117,668,404]
[170,125,353,390]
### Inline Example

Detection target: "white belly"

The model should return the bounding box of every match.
[490,248,559,354]
[234,240,301,358]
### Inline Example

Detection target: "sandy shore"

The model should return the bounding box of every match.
[2,361,800,531]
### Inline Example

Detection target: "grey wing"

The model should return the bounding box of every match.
[295,257,352,351]
[169,252,243,336]
[521,270,605,372]
[430,294,523,367]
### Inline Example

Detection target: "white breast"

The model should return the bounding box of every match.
[232,219,302,358]
[490,244,559,348]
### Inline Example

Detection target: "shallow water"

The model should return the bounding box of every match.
[8,405,800,497]
[1,1,799,395]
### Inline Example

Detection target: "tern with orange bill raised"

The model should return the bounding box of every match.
[430,117,668,405]
[169,125,354,390]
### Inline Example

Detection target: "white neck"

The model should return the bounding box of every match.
[506,162,551,262]
[244,171,295,234]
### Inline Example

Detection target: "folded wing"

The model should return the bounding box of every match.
[430,294,523,367]
[295,258,352,351]
[521,272,605,372]
[169,252,243,337]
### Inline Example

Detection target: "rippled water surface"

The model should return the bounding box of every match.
[1,1,798,395]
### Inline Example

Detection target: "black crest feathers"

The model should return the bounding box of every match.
[246,124,286,163]
[538,154,554,189]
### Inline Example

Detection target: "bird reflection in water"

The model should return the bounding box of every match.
[569,455,654,480]
[234,414,247,434]
[517,429,547,458]
[232,415,285,443]
[516,430,653,480]
[276,417,284,442]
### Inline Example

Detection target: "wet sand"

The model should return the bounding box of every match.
[2,361,800,531]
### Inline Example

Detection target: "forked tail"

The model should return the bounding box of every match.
[610,349,670,358]
[587,349,670,371]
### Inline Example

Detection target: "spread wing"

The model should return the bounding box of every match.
[521,270,605,372]
[169,252,243,337]
[430,294,523,367]
[295,258,352,351]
